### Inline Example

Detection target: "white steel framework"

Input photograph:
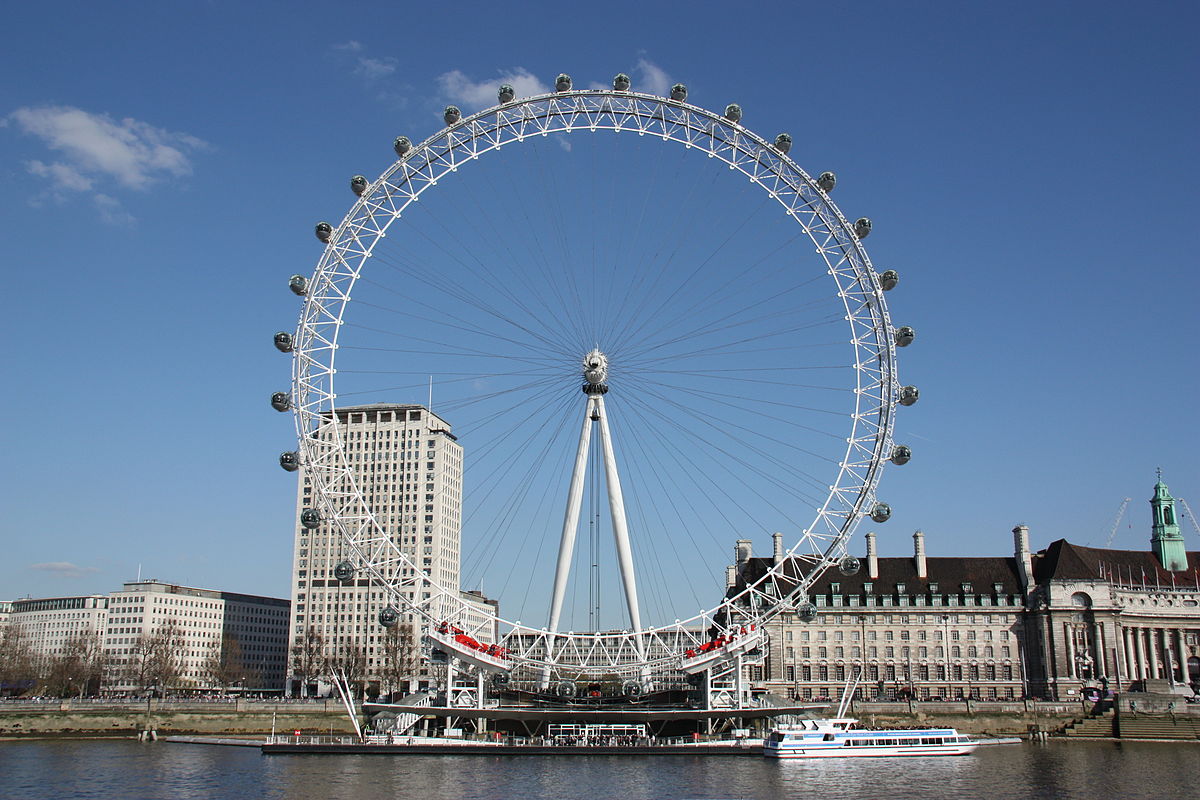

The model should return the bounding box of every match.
[284,82,907,683]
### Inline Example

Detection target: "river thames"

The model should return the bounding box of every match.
[1,740,1198,800]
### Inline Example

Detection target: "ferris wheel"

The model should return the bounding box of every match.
[272,72,917,687]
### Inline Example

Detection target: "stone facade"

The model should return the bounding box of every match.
[728,477,1199,701]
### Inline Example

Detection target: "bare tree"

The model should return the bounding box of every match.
[378,621,418,698]
[0,627,38,697]
[290,625,325,698]
[328,639,369,702]
[41,630,106,697]
[202,634,249,693]
[124,619,186,694]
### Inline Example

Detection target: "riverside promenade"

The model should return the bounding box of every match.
[14,696,1195,741]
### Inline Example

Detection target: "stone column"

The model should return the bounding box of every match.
[1178,629,1190,684]
[1093,623,1106,677]
[1137,627,1148,681]
[1064,622,1076,678]
[1121,627,1132,679]
[1146,628,1160,680]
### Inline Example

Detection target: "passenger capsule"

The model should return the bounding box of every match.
[670,83,688,101]
[443,105,461,125]
[300,508,321,529]
[622,680,643,697]
[315,222,332,243]
[724,104,742,123]
[273,331,294,353]
[894,326,915,347]
[878,270,899,291]
[498,84,515,103]
[333,561,355,583]
[774,133,792,154]
[890,444,912,465]
[838,555,862,576]
[870,502,892,523]
[350,175,368,197]
[612,73,631,91]
[378,606,399,627]
[557,681,577,698]
[899,385,920,406]
[797,603,818,622]
[393,136,412,157]
[270,392,292,412]
[279,451,300,472]
[288,275,308,296]
[555,74,572,92]
[854,218,872,239]
[817,171,837,193]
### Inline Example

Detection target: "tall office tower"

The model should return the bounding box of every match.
[287,403,493,696]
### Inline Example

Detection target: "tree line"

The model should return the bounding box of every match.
[0,619,263,697]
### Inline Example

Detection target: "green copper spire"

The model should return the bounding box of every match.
[1150,469,1187,571]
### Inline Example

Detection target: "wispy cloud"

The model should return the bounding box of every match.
[356,56,397,79]
[30,561,100,579]
[334,40,399,81]
[437,67,550,111]
[634,58,672,97]
[5,105,206,223]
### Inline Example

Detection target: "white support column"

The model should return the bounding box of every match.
[594,393,645,658]
[546,396,597,636]
[1177,629,1189,684]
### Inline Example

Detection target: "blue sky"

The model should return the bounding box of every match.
[2,1,1197,625]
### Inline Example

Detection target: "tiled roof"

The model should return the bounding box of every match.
[1033,539,1200,583]
[733,554,1023,596]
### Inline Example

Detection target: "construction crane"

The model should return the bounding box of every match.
[1179,497,1200,537]
[1104,497,1132,548]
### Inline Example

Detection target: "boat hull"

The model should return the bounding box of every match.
[765,742,976,758]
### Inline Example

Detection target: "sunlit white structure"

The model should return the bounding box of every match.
[273,74,915,689]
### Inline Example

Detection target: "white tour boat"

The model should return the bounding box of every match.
[763,718,976,758]
[763,669,976,758]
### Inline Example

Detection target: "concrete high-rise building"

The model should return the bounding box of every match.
[4,595,110,659]
[0,583,288,695]
[104,581,289,692]
[287,403,495,696]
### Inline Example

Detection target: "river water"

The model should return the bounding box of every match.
[1,740,1198,800]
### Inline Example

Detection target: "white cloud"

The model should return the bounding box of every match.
[27,159,93,191]
[8,105,205,190]
[6,105,204,223]
[635,58,672,97]
[356,56,397,79]
[93,193,135,226]
[30,561,100,578]
[438,67,551,111]
[333,40,364,52]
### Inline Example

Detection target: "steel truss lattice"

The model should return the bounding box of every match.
[288,88,904,683]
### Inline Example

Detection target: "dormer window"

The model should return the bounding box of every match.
[929,582,939,593]
[830,582,841,594]
[863,582,874,594]
[896,583,906,594]
[962,582,972,593]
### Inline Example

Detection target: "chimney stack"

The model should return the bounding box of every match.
[1013,524,1032,592]
[726,564,737,590]
[773,531,784,565]
[735,538,753,567]
[913,530,927,579]
[866,531,879,579]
